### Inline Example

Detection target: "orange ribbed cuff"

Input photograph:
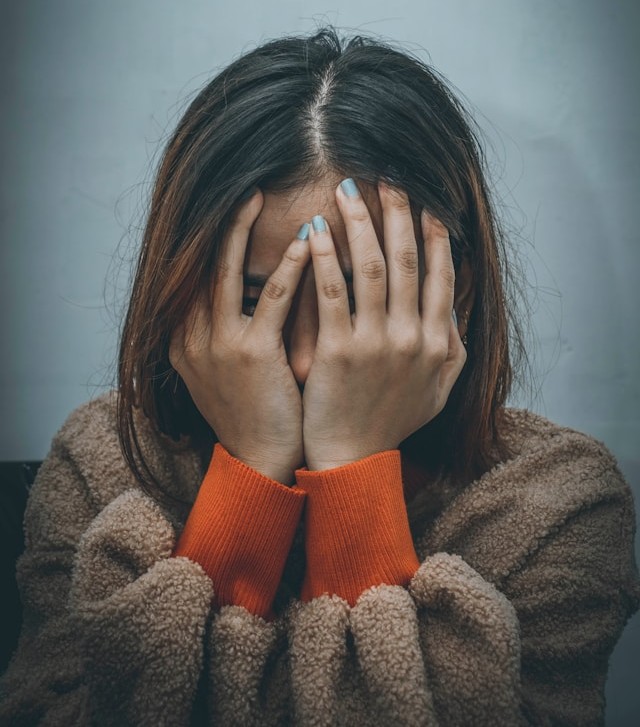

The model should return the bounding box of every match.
[294,450,420,606]
[173,443,305,620]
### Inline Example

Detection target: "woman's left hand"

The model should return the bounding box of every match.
[302,180,467,471]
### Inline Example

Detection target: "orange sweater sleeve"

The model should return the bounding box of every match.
[294,450,420,606]
[173,443,305,620]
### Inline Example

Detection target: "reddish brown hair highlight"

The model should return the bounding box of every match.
[117,27,529,508]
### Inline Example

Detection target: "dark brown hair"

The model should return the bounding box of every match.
[117,26,527,505]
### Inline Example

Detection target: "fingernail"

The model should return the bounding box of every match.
[239,185,258,201]
[312,215,326,232]
[340,178,359,198]
[452,308,458,326]
[297,222,310,240]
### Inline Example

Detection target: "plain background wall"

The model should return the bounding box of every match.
[1,0,638,722]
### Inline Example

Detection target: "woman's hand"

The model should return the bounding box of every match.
[302,180,467,471]
[169,190,310,485]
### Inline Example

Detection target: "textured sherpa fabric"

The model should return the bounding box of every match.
[1,391,638,725]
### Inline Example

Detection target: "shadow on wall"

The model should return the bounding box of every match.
[478,103,640,727]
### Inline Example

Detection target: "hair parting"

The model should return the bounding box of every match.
[117,25,529,508]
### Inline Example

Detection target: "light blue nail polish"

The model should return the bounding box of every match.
[452,308,458,326]
[297,222,310,240]
[312,215,326,233]
[340,178,359,198]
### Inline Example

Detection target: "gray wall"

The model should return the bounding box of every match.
[2,1,638,722]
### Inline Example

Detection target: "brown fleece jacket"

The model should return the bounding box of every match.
[0,391,638,726]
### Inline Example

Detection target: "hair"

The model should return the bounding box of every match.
[117,25,528,508]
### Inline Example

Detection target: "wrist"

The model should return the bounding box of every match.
[304,456,359,472]
[218,437,303,487]
[305,445,390,472]
[226,447,300,486]
[244,459,297,486]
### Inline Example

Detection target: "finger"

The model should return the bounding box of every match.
[420,210,456,336]
[378,181,419,320]
[308,214,352,334]
[336,178,387,325]
[168,295,209,372]
[213,188,264,320]
[168,322,185,371]
[435,315,468,411]
[188,293,214,342]
[250,227,311,331]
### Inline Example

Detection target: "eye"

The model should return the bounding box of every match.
[347,284,356,314]
[242,286,263,317]
[242,296,260,317]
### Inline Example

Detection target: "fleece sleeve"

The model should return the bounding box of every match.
[0,434,302,726]
[0,435,214,727]
[0,449,96,726]
[286,434,640,726]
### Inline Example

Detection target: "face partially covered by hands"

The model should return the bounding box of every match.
[169,176,469,483]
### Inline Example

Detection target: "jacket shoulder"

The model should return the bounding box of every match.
[496,407,628,499]
[47,391,139,506]
[37,391,202,517]
[420,408,636,584]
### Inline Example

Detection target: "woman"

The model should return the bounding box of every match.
[1,26,638,726]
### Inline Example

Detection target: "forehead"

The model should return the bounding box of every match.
[245,175,384,275]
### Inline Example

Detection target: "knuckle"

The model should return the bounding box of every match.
[394,246,418,275]
[349,206,371,224]
[236,340,259,364]
[321,280,345,300]
[392,196,411,214]
[283,246,306,266]
[430,338,449,363]
[438,264,456,290]
[431,217,449,236]
[361,258,386,282]
[313,246,337,261]
[330,346,352,367]
[262,278,287,302]
[395,329,422,356]
[319,335,348,361]
[386,186,411,210]
[323,336,344,355]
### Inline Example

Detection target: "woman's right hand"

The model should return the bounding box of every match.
[169,189,310,485]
